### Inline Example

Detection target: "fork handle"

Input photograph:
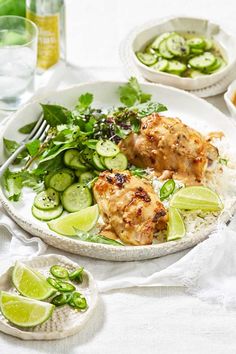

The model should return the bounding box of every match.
[0,143,26,178]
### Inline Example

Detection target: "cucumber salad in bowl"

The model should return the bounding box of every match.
[2,78,236,248]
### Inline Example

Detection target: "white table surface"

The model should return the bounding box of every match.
[1,0,236,353]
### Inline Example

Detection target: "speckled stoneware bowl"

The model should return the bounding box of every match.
[130,17,236,90]
[0,254,98,340]
[1,82,236,261]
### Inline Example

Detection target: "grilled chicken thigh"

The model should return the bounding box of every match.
[93,171,167,246]
[119,114,219,184]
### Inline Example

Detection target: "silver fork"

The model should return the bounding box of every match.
[0,113,49,178]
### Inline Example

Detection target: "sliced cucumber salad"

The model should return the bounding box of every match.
[136,32,226,77]
[32,139,128,221]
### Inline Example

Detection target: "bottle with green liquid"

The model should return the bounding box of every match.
[26,0,65,70]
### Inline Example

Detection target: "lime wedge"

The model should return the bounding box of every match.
[0,291,54,328]
[167,207,185,241]
[12,262,55,300]
[48,204,99,236]
[170,186,223,211]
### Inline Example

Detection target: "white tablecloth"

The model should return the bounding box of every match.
[1,0,236,353]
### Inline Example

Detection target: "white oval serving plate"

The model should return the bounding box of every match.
[0,254,98,340]
[131,16,236,90]
[1,81,236,261]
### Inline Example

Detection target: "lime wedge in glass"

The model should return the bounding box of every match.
[170,186,223,211]
[0,291,54,328]
[48,204,99,236]
[12,262,55,300]
[167,207,186,241]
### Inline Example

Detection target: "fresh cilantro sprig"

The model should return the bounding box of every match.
[118,77,151,106]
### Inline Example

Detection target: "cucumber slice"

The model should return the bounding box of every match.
[189,52,216,69]
[44,171,55,188]
[159,40,174,59]
[151,32,171,49]
[49,169,75,192]
[96,140,119,157]
[136,52,157,66]
[190,48,204,55]
[34,188,60,210]
[145,45,158,55]
[93,152,105,170]
[32,205,63,221]
[204,38,213,50]
[82,148,94,166]
[203,57,225,74]
[64,149,87,171]
[189,69,206,78]
[79,172,95,185]
[151,58,169,72]
[104,153,128,171]
[61,183,92,212]
[166,34,189,56]
[166,60,186,75]
[187,37,205,49]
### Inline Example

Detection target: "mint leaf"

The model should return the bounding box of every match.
[119,77,152,107]
[41,104,72,127]
[18,121,37,134]
[26,139,40,156]
[75,93,93,112]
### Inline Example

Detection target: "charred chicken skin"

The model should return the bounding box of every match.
[119,114,219,184]
[93,171,167,246]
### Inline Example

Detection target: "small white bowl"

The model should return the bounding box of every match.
[131,17,236,90]
[224,80,236,117]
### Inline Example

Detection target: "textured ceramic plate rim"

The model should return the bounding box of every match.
[1,81,236,261]
[0,254,98,340]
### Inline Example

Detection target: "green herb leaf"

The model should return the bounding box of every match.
[130,166,148,178]
[3,169,43,201]
[119,77,152,107]
[3,138,28,163]
[26,139,40,157]
[3,168,23,201]
[75,230,124,246]
[137,101,167,118]
[75,93,93,112]
[18,121,37,134]
[218,157,228,166]
[83,139,98,149]
[41,104,72,127]
[130,117,140,133]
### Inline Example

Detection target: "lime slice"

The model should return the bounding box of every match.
[167,207,185,241]
[48,204,99,236]
[12,262,55,300]
[170,186,223,211]
[0,291,54,328]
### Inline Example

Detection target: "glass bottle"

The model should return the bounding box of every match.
[26,0,65,70]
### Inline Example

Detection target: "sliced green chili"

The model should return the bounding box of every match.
[160,179,175,201]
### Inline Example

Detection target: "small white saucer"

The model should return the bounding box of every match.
[0,254,98,340]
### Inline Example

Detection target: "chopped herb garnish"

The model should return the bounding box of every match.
[218,157,228,166]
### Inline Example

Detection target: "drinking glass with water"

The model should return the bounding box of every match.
[0,16,38,111]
